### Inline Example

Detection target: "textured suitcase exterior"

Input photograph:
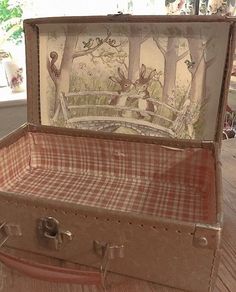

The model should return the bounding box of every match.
[0,15,235,292]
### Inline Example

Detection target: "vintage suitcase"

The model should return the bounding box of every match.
[0,15,235,292]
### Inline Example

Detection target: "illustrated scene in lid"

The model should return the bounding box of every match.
[39,22,229,139]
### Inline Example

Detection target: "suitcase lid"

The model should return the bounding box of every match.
[24,15,235,142]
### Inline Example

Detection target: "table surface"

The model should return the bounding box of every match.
[1,139,236,292]
[214,138,236,292]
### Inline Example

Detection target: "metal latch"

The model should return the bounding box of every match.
[0,222,22,248]
[38,217,72,250]
[107,11,131,16]
[193,224,221,250]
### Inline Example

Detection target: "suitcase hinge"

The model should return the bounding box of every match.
[0,222,22,248]
[193,223,221,250]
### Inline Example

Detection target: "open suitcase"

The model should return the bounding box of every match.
[0,15,235,292]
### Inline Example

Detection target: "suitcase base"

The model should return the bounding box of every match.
[0,126,216,224]
[0,124,220,292]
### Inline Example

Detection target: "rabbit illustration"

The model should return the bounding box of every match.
[109,67,133,107]
[134,64,157,120]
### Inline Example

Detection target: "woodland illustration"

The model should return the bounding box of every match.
[40,22,226,139]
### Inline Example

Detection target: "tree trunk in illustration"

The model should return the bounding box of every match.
[55,33,78,111]
[128,26,149,82]
[153,35,188,104]
[47,26,79,114]
[128,37,141,81]
[47,26,113,120]
[187,37,206,103]
[162,37,178,103]
[185,32,215,138]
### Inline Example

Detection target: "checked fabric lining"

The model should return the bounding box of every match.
[0,132,216,223]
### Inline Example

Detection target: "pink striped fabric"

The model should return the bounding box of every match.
[0,135,30,189]
[0,131,216,223]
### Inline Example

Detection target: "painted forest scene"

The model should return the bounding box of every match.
[39,22,229,139]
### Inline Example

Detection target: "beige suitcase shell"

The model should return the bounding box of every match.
[0,15,235,292]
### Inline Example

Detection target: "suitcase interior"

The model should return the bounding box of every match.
[0,128,216,224]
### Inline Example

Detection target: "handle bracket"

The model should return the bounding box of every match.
[0,222,22,248]
[93,240,125,288]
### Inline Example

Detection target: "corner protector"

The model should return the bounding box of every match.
[193,223,222,250]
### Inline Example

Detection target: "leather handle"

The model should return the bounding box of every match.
[0,251,102,285]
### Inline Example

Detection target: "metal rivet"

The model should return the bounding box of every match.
[197,236,208,247]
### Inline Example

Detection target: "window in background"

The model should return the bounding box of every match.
[0,0,235,98]
[0,0,24,92]
[0,0,167,97]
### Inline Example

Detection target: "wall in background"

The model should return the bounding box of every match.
[0,104,26,138]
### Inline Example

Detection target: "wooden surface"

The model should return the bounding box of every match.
[0,139,235,292]
[214,138,236,292]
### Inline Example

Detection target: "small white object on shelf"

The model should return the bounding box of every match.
[3,59,25,93]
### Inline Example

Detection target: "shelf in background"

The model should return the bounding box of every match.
[0,86,26,107]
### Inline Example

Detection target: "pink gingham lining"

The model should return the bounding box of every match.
[0,135,30,189]
[0,132,216,223]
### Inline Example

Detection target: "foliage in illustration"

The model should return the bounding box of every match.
[40,22,226,139]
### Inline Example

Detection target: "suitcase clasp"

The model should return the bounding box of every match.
[38,217,72,250]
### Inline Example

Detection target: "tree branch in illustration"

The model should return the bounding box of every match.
[153,37,166,57]
[47,57,57,85]
[206,57,216,69]
[46,26,124,119]
[72,29,113,58]
[187,27,215,104]
[177,50,189,62]
[172,28,217,138]
[88,40,128,70]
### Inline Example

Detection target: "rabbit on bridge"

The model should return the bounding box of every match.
[109,64,158,121]
[134,64,157,121]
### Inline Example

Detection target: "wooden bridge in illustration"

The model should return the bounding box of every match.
[67,116,175,137]
[52,91,192,137]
